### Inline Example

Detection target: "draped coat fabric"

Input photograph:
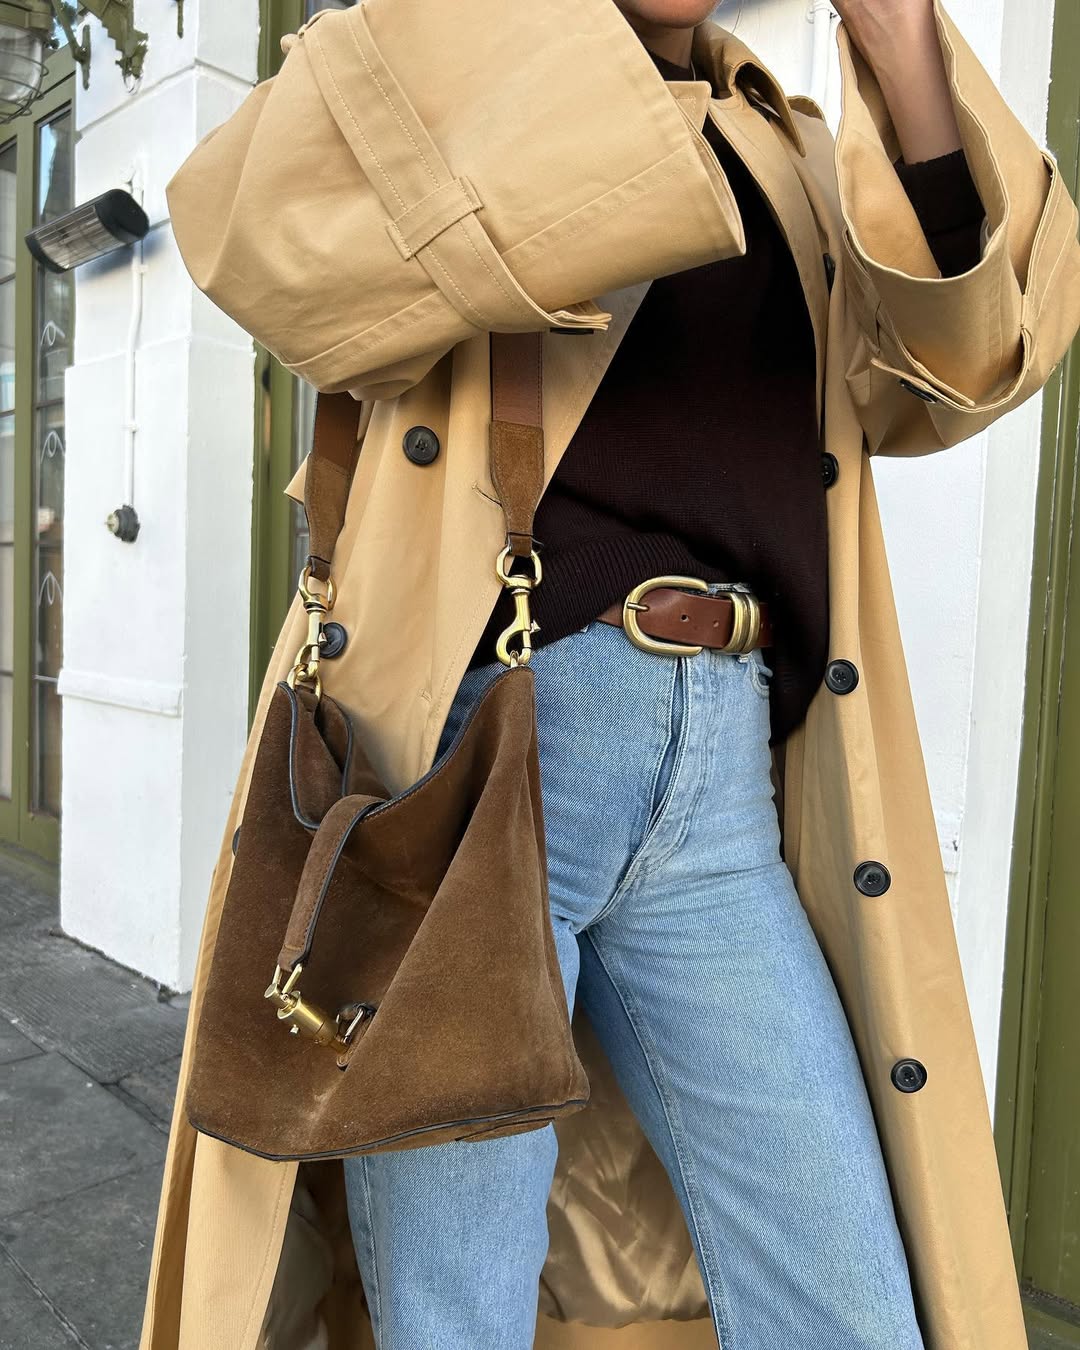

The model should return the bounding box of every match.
[142,4,1080,1348]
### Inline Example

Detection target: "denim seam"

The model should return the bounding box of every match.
[359,1155,385,1343]
[582,929,734,1350]
[590,656,689,927]
[645,659,680,824]
[622,654,698,883]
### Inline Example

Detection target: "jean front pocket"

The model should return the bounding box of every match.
[746,648,774,699]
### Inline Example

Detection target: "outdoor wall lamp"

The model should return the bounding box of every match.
[0,0,148,121]
[23,169,150,547]
[25,187,149,272]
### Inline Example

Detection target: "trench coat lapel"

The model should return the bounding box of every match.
[683,24,830,427]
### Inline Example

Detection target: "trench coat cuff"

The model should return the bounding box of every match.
[834,0,1080,417]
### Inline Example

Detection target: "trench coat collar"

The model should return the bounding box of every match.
[653,19,808,159]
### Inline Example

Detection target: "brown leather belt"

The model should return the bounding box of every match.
[594,576,773,657]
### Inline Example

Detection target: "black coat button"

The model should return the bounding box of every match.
[232,826,241,856]
[403,425,440,465]
[320,622,348,660]
[898,377,939,403]
[854,860,891,896]
[823,252,836,292]
[891,1058,928,1093]
[821,452,839,488]
[824,659,859,694]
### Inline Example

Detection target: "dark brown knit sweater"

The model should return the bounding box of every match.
[468,45,986,745]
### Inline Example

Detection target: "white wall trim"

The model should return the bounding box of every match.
[57,668,184,718]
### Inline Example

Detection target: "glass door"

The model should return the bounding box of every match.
[0,40,74,862]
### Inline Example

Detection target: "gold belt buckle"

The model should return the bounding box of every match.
[623,575,762,657]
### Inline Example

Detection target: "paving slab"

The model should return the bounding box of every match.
[0,855,57,935]
[0,926,186,1083]
[0,1052,165,1219]
[116,1055,182,1129]
[0,1017,42,1066]
[0,1162,164,1350]
[0,1250,78,1350]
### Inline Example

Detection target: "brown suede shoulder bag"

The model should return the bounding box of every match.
[185,331,589,1161]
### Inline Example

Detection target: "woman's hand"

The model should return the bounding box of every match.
[831,0,964,163]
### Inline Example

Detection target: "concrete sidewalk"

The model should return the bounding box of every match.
[0,851,187,1350]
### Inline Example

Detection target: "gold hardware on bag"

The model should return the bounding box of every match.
[336,1001,378,1045]
[287,564,337,698]
[264,964,376,1050]
[494,544,542,667]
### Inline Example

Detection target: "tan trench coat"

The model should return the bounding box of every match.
[142,4,1080,1348]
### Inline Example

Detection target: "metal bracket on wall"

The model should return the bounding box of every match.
[49,0,149,88]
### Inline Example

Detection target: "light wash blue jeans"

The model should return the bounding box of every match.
[343,582,925,1350]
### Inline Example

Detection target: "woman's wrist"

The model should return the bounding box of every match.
[837,0,964,163]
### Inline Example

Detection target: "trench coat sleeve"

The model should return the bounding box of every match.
[834,0,1080,456]
[343,347,458,404]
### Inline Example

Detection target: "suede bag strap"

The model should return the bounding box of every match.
[277,795,381,971]
[488,330,545,558]
[302,329,545,581]
[303,392,366,583]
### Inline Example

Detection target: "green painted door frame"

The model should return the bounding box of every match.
[0,45,74,865]
[249,0,300,713]
[249,0,338,714]
[995,0,1080,1342]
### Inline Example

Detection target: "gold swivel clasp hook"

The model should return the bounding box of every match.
[494,543,542,667]
[286,564,337,699]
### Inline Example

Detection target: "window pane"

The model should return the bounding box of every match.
[37,268,71,404]
[31,107,72,818]
[32,677,59,817]
[0,140,14,417]
[0,279,13,415]
[0,672,11,800]
[0,138,11,802]
[0,369,10,801]
[32,400,63,811]
[37,110,72,225]
[0,141,16,277]
[0,410,13,674]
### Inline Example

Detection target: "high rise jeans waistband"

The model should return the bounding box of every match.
[343,582,926,1350]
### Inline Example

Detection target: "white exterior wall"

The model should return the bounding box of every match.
[58,0,1054,1106]
[58,0,259,989]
